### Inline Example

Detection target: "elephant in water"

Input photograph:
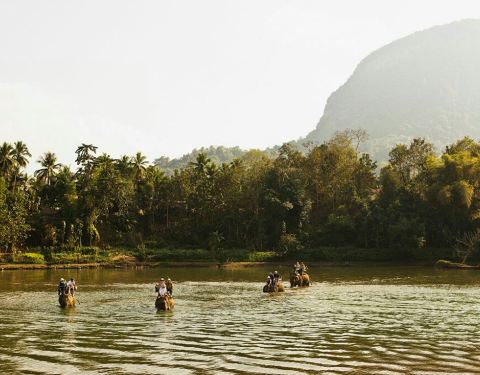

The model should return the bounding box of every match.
[58,293,76,308]
[289,273,302,287]
[155,295,175,311]
[290,273,310,288]
[263,280,285,293]
[300,273,310,287]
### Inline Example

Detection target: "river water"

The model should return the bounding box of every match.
[1,265,480,374]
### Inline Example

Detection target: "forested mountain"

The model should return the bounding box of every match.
[306,19,480,162]
[154,146,247,174]
[154,146,280,174]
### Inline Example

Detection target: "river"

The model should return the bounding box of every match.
[1,265,480,374]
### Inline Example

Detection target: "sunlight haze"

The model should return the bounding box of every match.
[1,0,480,169]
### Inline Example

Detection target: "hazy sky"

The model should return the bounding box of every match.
[1,1,480,169]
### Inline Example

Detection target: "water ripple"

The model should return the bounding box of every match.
[2,267,480,374]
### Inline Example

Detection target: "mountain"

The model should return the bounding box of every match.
[305,19,480,162]
[154,146,248,174]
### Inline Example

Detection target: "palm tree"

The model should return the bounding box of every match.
[116,155,132,177]
[190,153,211,174]
[0,142,14,179]
[35,152,62,185]
[95,153,113,170]
[75,143,98,165]
[12,141,31,168]
[131,152,148,181]
[11,141,31,191]
[10,165,28,192]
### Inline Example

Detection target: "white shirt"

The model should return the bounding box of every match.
[158,286,168,296]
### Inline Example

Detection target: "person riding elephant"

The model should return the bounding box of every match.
[263,274,285,293]
[58,278,66,296]
[66,278,77,296]
[166,277,173,296]
[155,278,175,310]
[299,262,307,275]
[267,272,275,287]
[156,278,168,297]
[273,271,281,284]
[293,261,300,274]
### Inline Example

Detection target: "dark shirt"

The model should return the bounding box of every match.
[58,282,66,295]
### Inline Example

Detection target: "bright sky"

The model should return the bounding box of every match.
[1,0,480,170]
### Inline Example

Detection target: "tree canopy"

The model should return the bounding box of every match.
[2,133,480,263]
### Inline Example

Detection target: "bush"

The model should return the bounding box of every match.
[247,251,277,262]
[80,247,99,256]
[14,252,45,264]
[136,244,146,261]
[278,233,303,254]
[50,252,103,264]
[41,247,54,261]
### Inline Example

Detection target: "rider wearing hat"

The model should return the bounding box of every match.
[57,278,66,295]
[267,272,274,286]
[273,270,281,284]
[166,277,173,296]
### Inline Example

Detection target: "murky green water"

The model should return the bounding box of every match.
[1,266,480,374]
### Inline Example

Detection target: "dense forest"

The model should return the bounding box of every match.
[1,131,480,263]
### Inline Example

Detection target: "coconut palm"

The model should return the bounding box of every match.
[131,152,148,181]
[75,143,98,165]
[35,152,62,185]
[10,165,28,192]
[0,142,14,179]
[190,153,211,174]
[94,153,114,170]
[116,155,133,177]
[11,141,31,191]
[12,141,31,169]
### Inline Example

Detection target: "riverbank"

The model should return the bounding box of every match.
[0,259,458,271]
[0,245,459,271]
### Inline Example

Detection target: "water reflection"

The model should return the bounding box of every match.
[1,266,480,374]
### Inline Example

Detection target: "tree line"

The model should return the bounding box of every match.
[1,131,480,261]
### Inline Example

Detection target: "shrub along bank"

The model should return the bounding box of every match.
[1,246,454,266]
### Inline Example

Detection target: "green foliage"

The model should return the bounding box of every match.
[4,133,480,265]
[14,252,45,264]
[50,252,108,264]
[0,178,30,252]
[278,233,303,254]
[208,231,227,264]
[80,246,99,256]
[247,251,277,262]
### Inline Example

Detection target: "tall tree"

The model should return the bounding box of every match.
[131,152,148,182]
[11,141,31,192]
[0,142,14,180]
[35,152,61,185]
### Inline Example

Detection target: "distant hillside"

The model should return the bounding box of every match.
[154,146,247,173]
[306,19,480,162]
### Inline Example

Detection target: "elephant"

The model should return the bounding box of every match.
[58,293,76,308]
[300,273,310,287]
[263,280,285,293]
[289,272,302,288]
[155,295,175,311]
[290,272,310,287]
